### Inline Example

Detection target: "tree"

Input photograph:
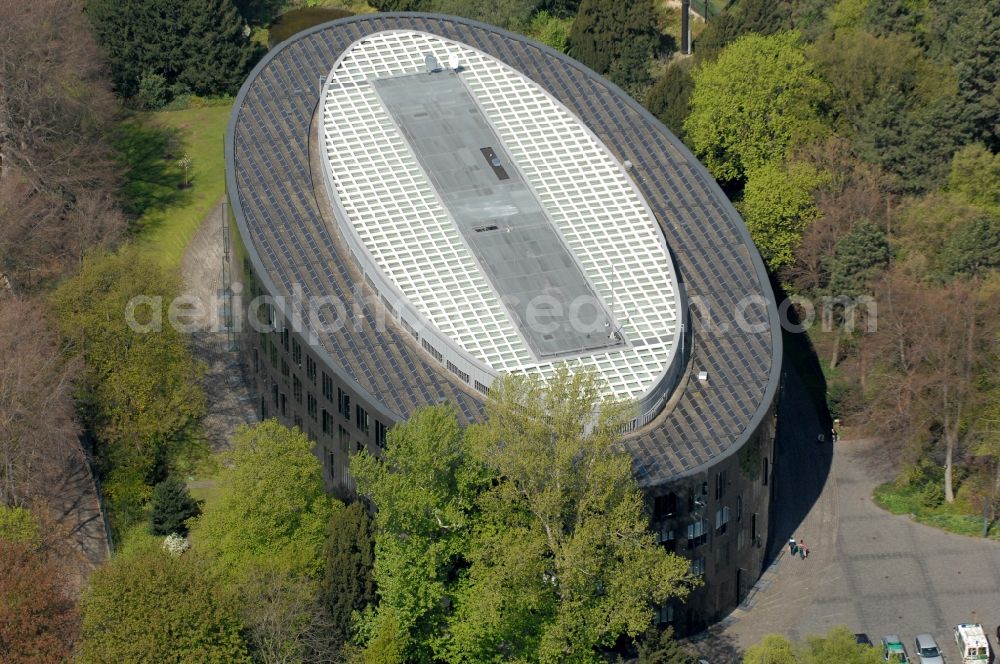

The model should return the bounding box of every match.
[0,540,79,664]
[827,219,890,296]
[87,0,261,106]
[0,299,81,509]
[0,505,40,543]
[190,420,336,583]
[79,542,250,663]
[937,216,1000,279]
[742,634,797,664]
[0,0,123,288]
[738,161,828,272]
[150,476,202,536]
[691,0,793,63]
[529,10,573,52]
[947,0,1000,151]
[743,626,884,664]
[455,367,692,662]
[684,32,829,183]
[862,0,930,40]
[634,626,697,664]
[178,0,264,97]
[50,249,207,535]
[353,371,694,663]
[352,405,488,663]
[645,62,694,139]
[234,0,286,25]
[949,144,1000,210]
[568,0,663,92]
[322,501,376,645]
[430,0,542,34]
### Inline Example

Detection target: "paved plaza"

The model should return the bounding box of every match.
[693,368,1000,662]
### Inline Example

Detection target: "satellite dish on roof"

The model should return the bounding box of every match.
[448,53,460,71]
[424,54,439,73]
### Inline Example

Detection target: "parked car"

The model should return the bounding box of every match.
[914,634,945,664]
[882,635,910,663]
[954,624,991,663]
[856,634,874,648]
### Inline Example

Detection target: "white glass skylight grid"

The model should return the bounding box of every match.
[321,30,680,401]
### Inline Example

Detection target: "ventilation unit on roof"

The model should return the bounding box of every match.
[424,54,440,73]
[448,53,460,71]
[697,370,708,382]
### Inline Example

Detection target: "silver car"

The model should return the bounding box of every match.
[914,634,945,664]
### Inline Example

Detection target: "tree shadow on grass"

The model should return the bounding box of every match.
[114,120,193,227]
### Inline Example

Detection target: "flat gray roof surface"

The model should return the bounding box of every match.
[372,72,622,359]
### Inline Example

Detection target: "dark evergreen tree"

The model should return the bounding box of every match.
[645,62,694,138]
[864,0,927,40]
[233,0,285,26]
[568,0,662,91]
[692,0,789,63]
[949,0,1000,151]
[635,626,697,664]
[826,220,890,296]
[149,476,202,536]
[179,0,264,97]
[87,0,261,106]
[321,502,376,643]
[938,216,1000,279]
[854,93,968,194]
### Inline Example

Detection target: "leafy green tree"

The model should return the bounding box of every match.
[742,634,796,664]
[949,144,1000,210]
[645,61,694,138]
[455,368,692,662]
[827,219,890,295]
[568,0,662,91]
[50,250,207,535]
[352,405,488,663]
[79,543,250,663]
[684,32,829,183]
[190,420,337,583]
[322,501,377,644]
[529,10,573,52]
[150,476,202,536]
[739,161,828,272]
[691,12,741,63]
[0,505,40,543]
[938,216,1000,279]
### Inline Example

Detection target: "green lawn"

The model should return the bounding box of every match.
[121,103,232,268]
[873,482,1000,541]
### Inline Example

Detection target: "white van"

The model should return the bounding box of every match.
[954,624,992,663]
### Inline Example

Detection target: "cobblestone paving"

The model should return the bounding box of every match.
[692,369,1000,663]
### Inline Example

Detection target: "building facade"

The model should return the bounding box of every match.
[225,13,782,633]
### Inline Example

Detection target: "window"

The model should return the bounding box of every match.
[340,390,350,420]
[762,457,769,486]
[654,526,675,552]
[689,556,705,577]
[307,393,317,420]
[653,492,677,521]
[322,409,332,435]
[293,375,302,403]
[355,405,369,434]
[306,356,317,383]
[355,440,365,453]
[292,338,302,367]
[338,426,349,453]
[271,384,278,408]
[261,396,268,420]
[322,373,334,401]
[686,519,708,549]
[655,603,674,625]
[327,448,336,480]
[715,470,727,500]
[281,326,289,352]
[280,393,287,417]
[715,506,730,534]
[293,414,303,430]
[270,339,278,368]
[281,359,289,380]
[736,495,742,522]
[252,347,259,374]
[375,420,388,449]
[737,529,746,551]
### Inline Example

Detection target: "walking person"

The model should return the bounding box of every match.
[799,539,806,560]
[788,537,797,555]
